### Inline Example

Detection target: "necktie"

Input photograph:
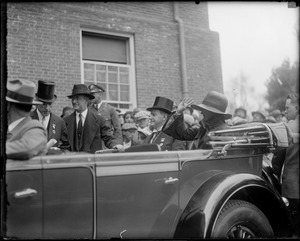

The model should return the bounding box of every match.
[42,117,47,129]
[77,114,83,150]
[150,130,159,143]
[94,104,99,111]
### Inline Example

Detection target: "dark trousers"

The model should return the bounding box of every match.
[288,198,299,237]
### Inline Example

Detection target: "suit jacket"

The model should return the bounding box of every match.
[64,108,121,153]
[6,116,47,160]
[31,110,71,151]
[90,102,123,144]
[144,130,186,151]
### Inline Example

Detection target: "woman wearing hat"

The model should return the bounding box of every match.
[163,91,232,150]
[31,80,71,152]
[6,79,48,160]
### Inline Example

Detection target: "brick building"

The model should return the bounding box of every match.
[5,2,223,116]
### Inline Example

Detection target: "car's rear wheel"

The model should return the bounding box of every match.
[211,199,274,238]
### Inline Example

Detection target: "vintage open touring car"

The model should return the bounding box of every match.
[3,122,296,239]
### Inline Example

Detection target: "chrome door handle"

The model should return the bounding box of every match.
[164,177,179,184]
[14,188,37,198]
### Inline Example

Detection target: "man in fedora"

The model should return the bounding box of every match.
[63,84,123,153]
[88,84,123,148]
[144,96,186,151]
[31,80,70,152]
[163,91,232,149]
[6,79,47,160]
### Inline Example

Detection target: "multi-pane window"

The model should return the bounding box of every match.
[81,30,136,110]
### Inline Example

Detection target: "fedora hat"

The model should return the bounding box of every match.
[191,91,232,119]
[67,84,95,99]
[147,96,174,114]
[35,80,57,103]
[88,84,105,93]
[6,79,43,105]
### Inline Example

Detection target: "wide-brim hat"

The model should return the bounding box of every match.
[191,91,232,120]
[147,96,174,114]
[6,79,43,105]
[35,80,57,103]
[67,84,95,99]
[88,84,105,93]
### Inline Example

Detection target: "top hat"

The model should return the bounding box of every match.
[35,80,57,103]
[147,96,174,114]
[67,84,95,99]
[88,84,105,93]
[6,79,43,105]
[191,91,232,119]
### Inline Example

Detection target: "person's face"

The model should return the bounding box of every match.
[72,95,88,113]
[150,110,167,129]
[37,102,52,117]
[136,118,150,129]
[236,110,246,119]
[124,114,134,123]
[252,113,264,122]
[92,91,103,104]
[285,98,298,121]
[123,129,137,141]
[200,109,214,124]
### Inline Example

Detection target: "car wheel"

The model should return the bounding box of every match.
[211,199,274,238]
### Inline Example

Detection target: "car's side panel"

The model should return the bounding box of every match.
[95,152,180,239]
[6,159,43,239]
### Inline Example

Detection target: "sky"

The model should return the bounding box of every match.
[207,1,299,112]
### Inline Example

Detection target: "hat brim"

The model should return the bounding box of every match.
[6,96,43,105]
[146,107,171,114]
[67,93,95,99]
[191,104,232,119]
[35,95,57,103]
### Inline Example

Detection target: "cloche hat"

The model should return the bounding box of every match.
[6,79,43,105]
[67,84,95,99]
[191,91,232,119]
[147,96,174,114]
[35,80,57,103]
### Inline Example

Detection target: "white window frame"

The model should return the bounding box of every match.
[80,28,137,111]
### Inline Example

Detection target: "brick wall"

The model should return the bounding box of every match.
[6,2,222,116]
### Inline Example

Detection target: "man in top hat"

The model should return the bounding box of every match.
[163,90,232,149]
[63,84,123,153]
[6,79,47,160]
[144,96,187,151]
[88,84,122,147]
[31,80,70,152]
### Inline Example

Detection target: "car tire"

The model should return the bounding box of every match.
[211,199,274,238]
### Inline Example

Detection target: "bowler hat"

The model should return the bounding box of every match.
[191,91,232,119]
[67,84,95,99]
[88,84,105,93]
[6,79,43,105]
[147,96,174,114]
[35,80,57,103]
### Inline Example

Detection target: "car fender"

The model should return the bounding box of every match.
[173,171,293,238]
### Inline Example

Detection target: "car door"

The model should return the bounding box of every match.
[6,157,43,239]
[95,151,180,239]
[42,154,95,239]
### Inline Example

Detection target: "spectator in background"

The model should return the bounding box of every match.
[31,80,70,152]
[281,93,299,236]
[163,91,232,150]
[6,79,47,160]
[183,106,193,116]
[251,110,266,122]
[121,123,140,150]
[88,84,122,145]
[270,109,283,123]
[231,106,248,126]
[145,96,187,151]
[133,107,142,116]
[123,111,135,123]
[61,106,74,118]
[135,110,152,134]
[115,109,125,126]
[64,84,122,153]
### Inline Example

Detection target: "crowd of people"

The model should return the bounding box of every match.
[5,79,299,235]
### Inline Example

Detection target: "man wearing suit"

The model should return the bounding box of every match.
[31,80,70,151]
[144,96,186,151]
[88,84,123,145]
[6,79,47,160]
[64,84,123,153]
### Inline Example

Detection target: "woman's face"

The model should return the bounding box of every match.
[124,113,135,123]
